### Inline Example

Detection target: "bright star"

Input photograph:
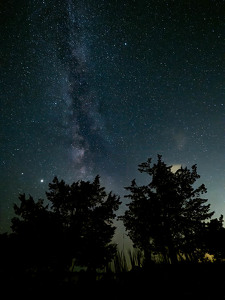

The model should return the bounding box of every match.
[40,179,44,183]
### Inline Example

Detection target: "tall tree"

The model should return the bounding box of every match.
[46,175,121,270]
[120,155,214,264]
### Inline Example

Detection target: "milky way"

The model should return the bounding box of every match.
[1,0,225,233]
[56,1,107,177]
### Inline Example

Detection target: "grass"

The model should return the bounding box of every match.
[2,249,225,299]
[105,249,143,273]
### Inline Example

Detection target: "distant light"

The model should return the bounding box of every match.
[124,42,127,46]
[40,179,44,183]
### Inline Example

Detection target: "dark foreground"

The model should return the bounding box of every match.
[1,264,225,299]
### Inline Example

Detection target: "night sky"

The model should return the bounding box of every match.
[1,1,225,235]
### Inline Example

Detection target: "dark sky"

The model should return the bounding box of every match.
[1,0,225,233]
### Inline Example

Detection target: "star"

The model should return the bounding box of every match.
[1,0,225,239]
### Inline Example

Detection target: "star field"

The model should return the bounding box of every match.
[1,0,225,232]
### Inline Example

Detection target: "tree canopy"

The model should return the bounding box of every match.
[10,175,121,271]
[120,155,215,263]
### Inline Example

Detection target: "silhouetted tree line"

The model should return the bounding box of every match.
[1,155,225,277]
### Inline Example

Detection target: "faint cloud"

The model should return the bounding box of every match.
[171,164,182,173]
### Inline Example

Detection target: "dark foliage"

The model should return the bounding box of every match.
[204,215,225,261]
[9,175,121,272]
[120,155,215,263]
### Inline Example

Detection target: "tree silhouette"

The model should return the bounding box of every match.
[11,175,121,272]
[11,194,66,271]
[120,155,214,264]
[46,175,121,270]
[203,215,225,261]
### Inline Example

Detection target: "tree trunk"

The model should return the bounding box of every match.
[168,247,178,264]
[144,247,153,266]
